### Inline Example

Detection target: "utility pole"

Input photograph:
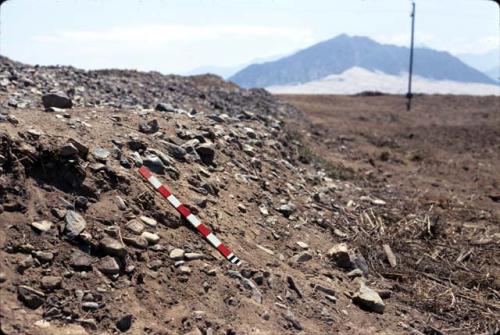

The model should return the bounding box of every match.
[406,2,416,111]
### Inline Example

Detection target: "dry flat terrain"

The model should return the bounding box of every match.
[279,93,500,334]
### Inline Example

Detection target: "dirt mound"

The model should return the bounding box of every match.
[0,58,498,335]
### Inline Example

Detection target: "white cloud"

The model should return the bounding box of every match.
[30,24,314,72]
[373,33,498,55]
[36,24,313,45]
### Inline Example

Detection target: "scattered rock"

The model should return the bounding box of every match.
[125,219,145,235]
[184,252,205,261]
[156,102,176,113]
[40,276,62,291]
[178,265,191,275]
[18,285,45,309]
[42,92,72,109]
[97,256,120,276]
[296,241,309,249]
[82,302,100,311]
[163,141,187,160]
[383,244,397,267]
[70,252,93,270]
[290,251,312,263]
[116,314,133,332]
[195,143,216,165]
[283,310,302,330]
[277,202,296,218]
[115,196,127,210]
[352,284,385,314]
[64,210,87,239]
[143,155,165,174]
[169,248,185,260]
[30,220,52,233]
[141,231,160,245]
[140,216,157,227]
[138,119,159,134]
[100,237,127,257]
[327,243,355,269]
[92,147,111,161]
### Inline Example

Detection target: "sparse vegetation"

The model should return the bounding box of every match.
[285,126,354,180]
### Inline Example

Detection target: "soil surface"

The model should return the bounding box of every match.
[279,93,500,334]
[0,56,498,335]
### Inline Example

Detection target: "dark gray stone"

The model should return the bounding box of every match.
[42,92,72,109]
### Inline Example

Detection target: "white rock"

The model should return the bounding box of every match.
[30,220,52,233]
[169,248,185,260]
[140,216,157,227]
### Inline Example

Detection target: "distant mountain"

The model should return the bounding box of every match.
[230,34,495,88]
[185,53,292,79]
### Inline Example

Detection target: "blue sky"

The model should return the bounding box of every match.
[1,0,498,74]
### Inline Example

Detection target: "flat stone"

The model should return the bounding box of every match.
[97,256,120,275]
[123,236,148,249]
[40,276,62,291]
[296,241,309,249]
[69,251,93,270]
[42,92,72,109]
[352,284,385,314]
[169,248,185,260]
[100,237,127,257]
[162,141,186,160]
[92,147,110,162]
[30,220,52,233]
[140,216,157,227]
[32,251,54,263]
[178,265,191,275]
[141,231,160,245]
[64,210,86,239]
[184,252,205,261]
[125,219,145,235]
[156,102,176,113]
[18,285,45,309]
[312,283,336,296]
[291,251,312,263]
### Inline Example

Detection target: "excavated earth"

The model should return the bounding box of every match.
[0,57,498,335]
